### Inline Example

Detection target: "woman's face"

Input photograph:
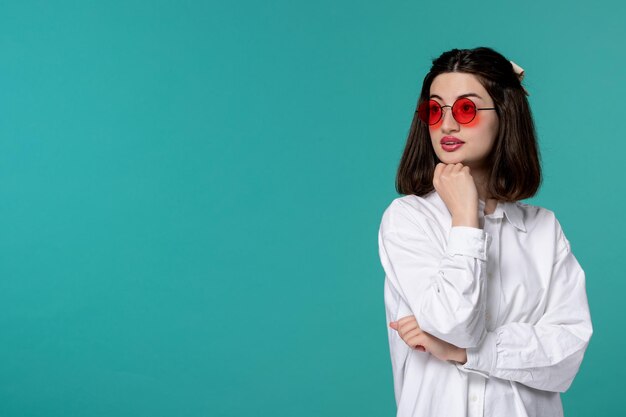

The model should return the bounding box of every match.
[428,72,499,172]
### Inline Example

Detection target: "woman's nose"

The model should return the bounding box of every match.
[441,108,460,133]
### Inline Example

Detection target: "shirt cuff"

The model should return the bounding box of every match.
[446,226,489,261]
[455,330,498,378]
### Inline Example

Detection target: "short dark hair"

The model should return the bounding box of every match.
[396,47,542,201]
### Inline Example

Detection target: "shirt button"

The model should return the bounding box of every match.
[470,395,478,402]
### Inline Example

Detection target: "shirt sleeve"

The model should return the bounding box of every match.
[455,223,593,393]
[378,200,491,348]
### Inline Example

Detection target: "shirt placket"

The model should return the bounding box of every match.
[485,214,502,331]
[467,373,485,417]
[466,210,501,417]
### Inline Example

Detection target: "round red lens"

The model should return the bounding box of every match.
[417,101,431,124]
[452,98,477,124]
[417,100,442,125]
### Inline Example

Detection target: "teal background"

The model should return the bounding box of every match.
[0,1,621,416]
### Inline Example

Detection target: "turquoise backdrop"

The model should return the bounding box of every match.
[0,1,622,416]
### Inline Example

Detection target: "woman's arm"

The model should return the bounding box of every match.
[456,230,593,393]
[389,315,468,363]
[389,224,593,393]
[379,201,489,348]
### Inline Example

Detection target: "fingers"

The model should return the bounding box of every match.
[391,315,417,325]
[402,327,422,342]
[391,318,456,356]
[397,321,418,338]
[390,316,423,343]
[396,316,419,333]
[389,318,429,352]
[389,315,420,330]
[396,315,418,326]
[405,333,427,351]
[434,163,471,188]
[441,163,468,176]
[433,162,445,182]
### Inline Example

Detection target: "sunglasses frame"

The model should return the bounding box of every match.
[417,97,496,125]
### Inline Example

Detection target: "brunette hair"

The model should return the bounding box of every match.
[396,47,541,201]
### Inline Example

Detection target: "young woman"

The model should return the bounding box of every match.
[377,47,593,417]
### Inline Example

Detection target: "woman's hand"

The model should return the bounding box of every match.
[389,315,467,364]
[433,163,479,228]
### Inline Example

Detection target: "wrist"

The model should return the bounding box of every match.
[451,214,479,228]
[450,347,467,364]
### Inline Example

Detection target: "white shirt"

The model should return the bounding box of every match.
[378,191,593,417]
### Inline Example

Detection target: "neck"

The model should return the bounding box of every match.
[472,169,491,201]
[472,169,499,215]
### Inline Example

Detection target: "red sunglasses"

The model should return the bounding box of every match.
[417,97,496,125]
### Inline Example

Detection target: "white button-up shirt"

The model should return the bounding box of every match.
[378,191,593,417]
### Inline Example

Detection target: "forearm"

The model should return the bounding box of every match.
[449,347,468,364]
[451,213,479,228]
[381,226,491,348]
[457,322,592,393]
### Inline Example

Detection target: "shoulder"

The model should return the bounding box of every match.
[379,191,448,235]
[514,201,570,251]
[515,201,556,223]
[514,201,560,229]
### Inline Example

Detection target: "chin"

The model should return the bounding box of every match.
[437,154,464,165]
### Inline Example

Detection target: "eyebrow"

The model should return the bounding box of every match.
[429,93,484,101]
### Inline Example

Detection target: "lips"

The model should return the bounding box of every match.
[440,136,465,152]
[440,136,465,145]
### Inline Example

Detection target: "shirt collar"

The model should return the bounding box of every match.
[428,191,527,233]
[491,200,527,232]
